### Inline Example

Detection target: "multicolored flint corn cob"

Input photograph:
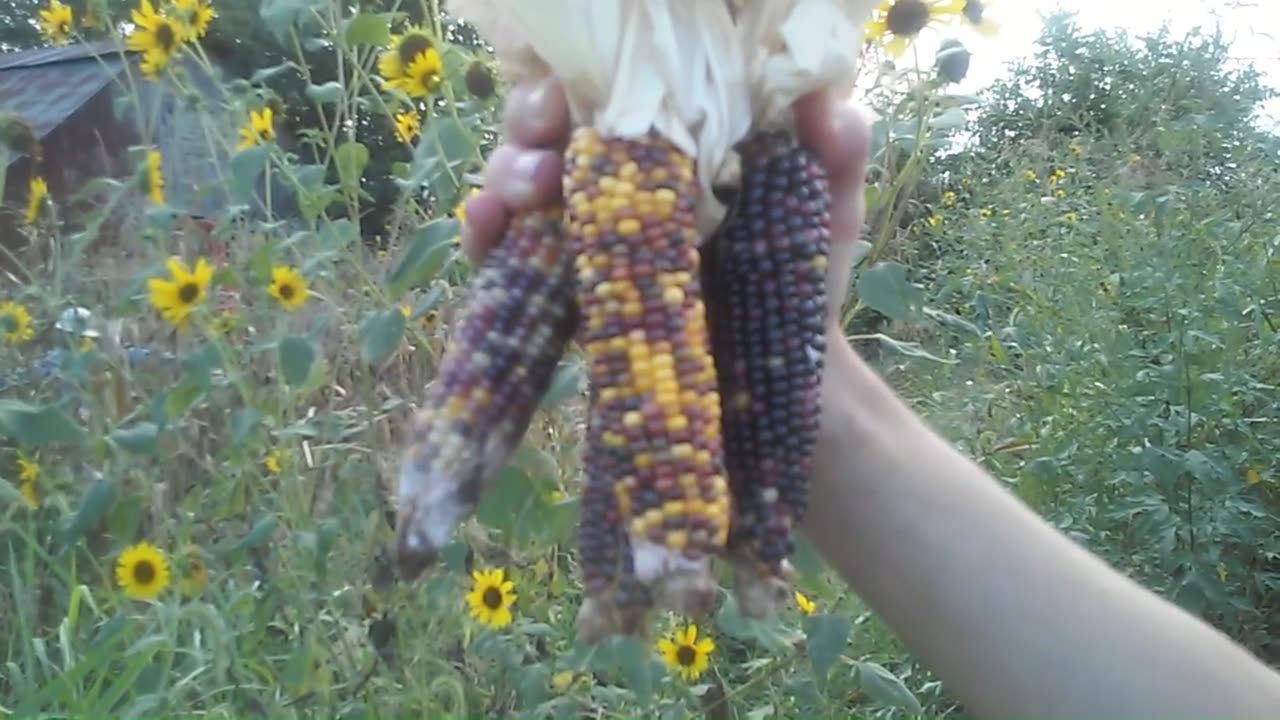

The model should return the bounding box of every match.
[565,127,731,637]
[705,130,831,618]
[395,208,578,579]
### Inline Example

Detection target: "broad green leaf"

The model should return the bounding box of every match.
[515,663,551,708]
[804,613,851,678]
[260,0,325,41]
[305,81,345,105]
[854,661,922,715]
[230,145,271,204]
[278,336,316,387]
[335,141,369,192]
[107,422,159,455]
[58,475,115,551]
[857,262,923,321]
[441,540,469,574]
[612,636,662,706]
[163,379,204,421]
[930,106,968,131]
[387,219,460,296]
[359,309,406,366]
[0,400,86,446]
[231,408,262,444]
[342,13,391,46]
[790,536,826,580]
[223,514,278,555]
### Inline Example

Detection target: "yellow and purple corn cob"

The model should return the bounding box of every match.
[396,208,578,579]
[707,130,831,617]
[565,128,730,637]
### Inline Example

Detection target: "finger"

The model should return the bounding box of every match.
[502,75,571,149]
[459,190,510,265]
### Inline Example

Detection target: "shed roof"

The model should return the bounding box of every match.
[0,41,130,143]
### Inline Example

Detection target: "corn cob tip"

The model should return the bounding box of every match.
[393,448,477,579]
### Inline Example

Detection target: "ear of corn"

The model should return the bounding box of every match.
[396,207,577,579]
[707,130,831,618]
[565,127,729,633]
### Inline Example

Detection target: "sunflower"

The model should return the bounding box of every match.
[393,109,421,144]
[961,0,999,36]
[25,176,48,225]
[864,0,965,58]
[116,541,171,600]
[38,0,74,45]
[127,0,185,79]
[465,567,517,629]
[657,624,715,682]
[794,590,816,615]
[147,256,213,329]
[146,149,165,205]
[263,448,284,474]
[0,301,34,344]
[176,545,208,598]
[378,27,444,98]
[17,451,39,508]
[170,0,216,41]
[267,265,309,312]
[237,107,275,150]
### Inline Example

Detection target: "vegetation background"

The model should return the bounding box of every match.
[1,1,1277,718]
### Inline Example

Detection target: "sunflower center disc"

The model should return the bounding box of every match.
[676,645,696,666]
[134,561,156,584]
[886,0,930,36]
[482,586,503,609]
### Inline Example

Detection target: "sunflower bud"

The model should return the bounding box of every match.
[464,61,496,100]
[935,39,970,85]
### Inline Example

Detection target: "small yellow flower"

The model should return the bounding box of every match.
[0,301,35,344]
[177,546,209,598]
[657,624,715,682]
[115,541,171,600]
[16,451,39,508]
[1062,212,1078,225]
[393,110,421,144]
[38,0,74,45]
[25,176,48,225]
[147,256,213,329]
[237,107,276,150]
[263,448,284,475]
[210,308,239,335]
[1023,168,1038,182]
[19,480,38,508]
[378,28,444,98]
[1048,168,1067,185]
[550,670,577,694]
[864,0,966,58]
[794,590,816,615]
[170,0,215,41]
[422,309,440,328]
[127,0,185,80]
[79,336,96,352]
[979,206,994,218]
[1246,467,1262,486]
[146,149,165,205]
[1216,563,1228,583]
[465,567,517,629]
[942,190,956,207]
[266,265,309,312]
[926,212,943,228]
[399,303,413,319]
[1069,142,1083,156]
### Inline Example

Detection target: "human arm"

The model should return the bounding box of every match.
[462,76,1280,720]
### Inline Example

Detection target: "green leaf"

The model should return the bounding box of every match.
[107,422,159,455]
[387,219,459,297]
[804,614,851,678]
[230,145,271,204]
[515,663,551,709]
[260,0,325,41]
[224,514,278,555]
[231,408,263,444]
[304,81,345,105]
[342,13,391,46]
[278,336,316,388]
[163,379,204,421]
[790,536,826,580]
[359,309,406,366]
[250,62,295,84]
[857,262,923,321]
[713,595,792,653]
[854,661,922,715]
[539,360,584,410]
[930,107,969,131]
[335,141,369,193]
[58,475,115,551]
[0,400,87,446]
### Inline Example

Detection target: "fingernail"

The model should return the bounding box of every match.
[522,78,556,133]
[507,152,546,205]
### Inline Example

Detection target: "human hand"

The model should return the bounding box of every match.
[457,74,872,331]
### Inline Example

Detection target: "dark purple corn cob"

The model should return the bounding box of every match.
[396,208,577,579]
[707,130,831,618]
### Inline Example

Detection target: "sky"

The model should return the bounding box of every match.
[904,0,1280,127]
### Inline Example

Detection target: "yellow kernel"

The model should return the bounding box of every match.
[663,286,685,304]
[603,431,626,448]
[622,301,643,317]
[609,337,628,351]
[599,176,617,193]
[619,161,639,180]
[635,453,653,469]
[812,255,829,270]
[623,411,643,428]
[656,392,678,409]
[695,450,712,468]
[663,500,686,516]
[643,508,664,528]
[653,354,674,369]
[600,387,619,402]
[617,217,641,236]
[614,180,636,196]
[666,530,688,551]
[594,281,613,298]
[656,380,679,397]
[630,518,646,535]
[666,415,689,432]
[672,443,693,459]
[654,188,677,204]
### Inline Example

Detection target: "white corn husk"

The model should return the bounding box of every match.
[451,0,751,235]
[732,0,880,136]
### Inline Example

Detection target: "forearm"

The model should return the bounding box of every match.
[801,333,1280,719]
